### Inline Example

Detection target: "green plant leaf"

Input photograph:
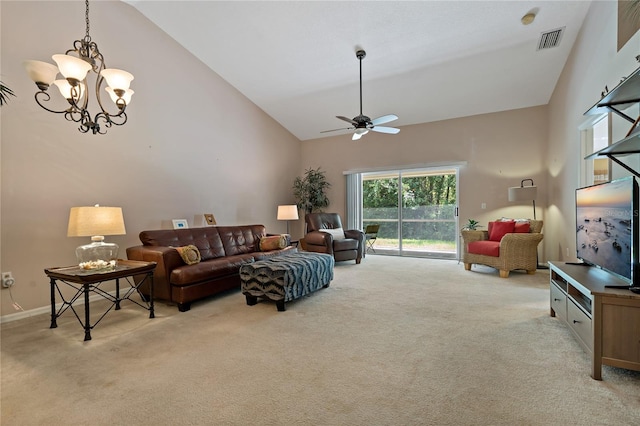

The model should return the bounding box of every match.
[292,167,331,214]
[0,81,16,106]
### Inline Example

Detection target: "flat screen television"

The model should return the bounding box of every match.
[575,176,639,286]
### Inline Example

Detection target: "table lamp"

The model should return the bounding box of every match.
[67,205,126,269]
[277,205,299,234]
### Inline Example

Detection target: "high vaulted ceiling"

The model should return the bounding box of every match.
[125,1,592,141]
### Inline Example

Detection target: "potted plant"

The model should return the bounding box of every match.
[293,167,330,249]
[293,167,331,215]
[462,219,482,231]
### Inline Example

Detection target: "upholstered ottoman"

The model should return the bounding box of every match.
[239,251,334,311]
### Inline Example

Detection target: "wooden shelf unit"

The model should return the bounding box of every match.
[549,261,640,380]
[584,66,640,178]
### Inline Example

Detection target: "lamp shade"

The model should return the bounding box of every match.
[23,60,59,86]
[277,205,299,221]
[106,87,134,105]
[52,54,92,82]
[100,68,134,91]
[54,79,84,101]
[67,205,126,237]
[508,185,537,202]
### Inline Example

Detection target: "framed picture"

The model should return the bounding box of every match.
[172,219,188,229]
[204,214,217,225]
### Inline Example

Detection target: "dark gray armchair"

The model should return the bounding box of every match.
[304,213,365,264]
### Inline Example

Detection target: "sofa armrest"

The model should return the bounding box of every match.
[305,231,332,247]
[344,229,365,258]
[126,245,183,301]
[499,233,544,253]
[344,229,365,242]
[461,230,488,244]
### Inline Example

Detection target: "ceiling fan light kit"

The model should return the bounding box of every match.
[322,49,400,140]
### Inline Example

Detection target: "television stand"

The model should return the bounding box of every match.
[564,261,589,266]
[549,261,640,380]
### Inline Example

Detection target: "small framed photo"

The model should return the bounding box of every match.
[204,214,216,225]
[172,219,188,229]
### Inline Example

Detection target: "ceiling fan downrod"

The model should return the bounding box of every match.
[357,49,366,117]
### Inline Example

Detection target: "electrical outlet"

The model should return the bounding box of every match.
[2,272,15,288]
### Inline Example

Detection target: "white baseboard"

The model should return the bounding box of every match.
[0,289,130,324]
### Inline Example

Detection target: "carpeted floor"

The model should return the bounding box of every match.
[1,255,639,425]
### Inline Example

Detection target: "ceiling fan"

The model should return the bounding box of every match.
[321,49,400,141]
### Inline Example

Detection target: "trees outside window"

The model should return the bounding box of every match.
[363,169,457,257]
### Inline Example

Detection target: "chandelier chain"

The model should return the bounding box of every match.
[84,0,91,42]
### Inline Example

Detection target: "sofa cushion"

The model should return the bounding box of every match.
[468,240,500,257]
[217,225,264,256]
[333,238,358,251]
[489,221,515,241]
[175,245,201,265]
[170,254,255,286]
[259,235,287,251]
[139,227,226,260]
[320,228,345,240]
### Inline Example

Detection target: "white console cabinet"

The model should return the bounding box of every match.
[549,261,640,380]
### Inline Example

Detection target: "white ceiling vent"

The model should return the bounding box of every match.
[537,27,565,50]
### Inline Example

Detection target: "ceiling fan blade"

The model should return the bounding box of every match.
[337,115,357,125]
[371,114,398,126]
[320,126,353,134]
[371,126,400,135]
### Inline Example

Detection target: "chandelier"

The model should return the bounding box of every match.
[23,0,134,135]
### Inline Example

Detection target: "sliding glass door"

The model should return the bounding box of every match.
[363,173,400,252]
[362,168,458,258]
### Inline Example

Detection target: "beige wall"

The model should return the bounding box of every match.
[299,105,549,238]
[0,1,301,317]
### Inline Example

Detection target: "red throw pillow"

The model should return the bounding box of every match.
[489,221,515,242]
[514,222,530,233]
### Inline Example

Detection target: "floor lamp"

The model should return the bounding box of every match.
[508,179,547,269]
[508,178,537,219]
[277,205,299,235]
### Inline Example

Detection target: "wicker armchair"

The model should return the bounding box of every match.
[461,220,543,278]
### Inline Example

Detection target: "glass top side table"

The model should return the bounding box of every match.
[45,259,156,341]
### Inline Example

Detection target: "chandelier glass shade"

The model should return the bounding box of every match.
[23,0,134,135]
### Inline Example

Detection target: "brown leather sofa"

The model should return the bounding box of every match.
[304,213,365,264]
[126,225,294,312]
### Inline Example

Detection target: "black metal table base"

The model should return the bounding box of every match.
[48,267,155,341]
